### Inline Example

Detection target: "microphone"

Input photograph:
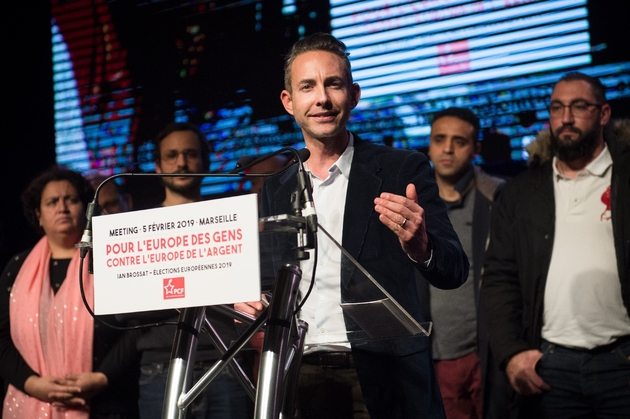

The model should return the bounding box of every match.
[229,148,316,236]
[293,148,310,165]
[231,148,315,232]
[79,202,96,258]
[228,156,256,174]
[78,194,101,273]
[224,148,318,258]
[295,149,317,235]
[229,147,308,174]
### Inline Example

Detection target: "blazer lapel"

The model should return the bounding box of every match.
[340,141,383,298]
[342,143,382,262]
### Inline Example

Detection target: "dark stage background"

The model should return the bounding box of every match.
[2,0,630,268]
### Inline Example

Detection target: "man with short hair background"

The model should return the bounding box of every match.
[422,108,510,419]
[481,72,630,418]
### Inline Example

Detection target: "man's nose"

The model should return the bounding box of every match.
[175,152,188,167]
[560,105,575,124]
[443,138,454,153]
[315,86,331,107]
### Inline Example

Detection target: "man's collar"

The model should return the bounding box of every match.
[442,166,475,209]
[304,131,354,179]
[454,165,475,195]
[586,143,612,176]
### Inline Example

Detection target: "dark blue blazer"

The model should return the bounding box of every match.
[261,136,468,418]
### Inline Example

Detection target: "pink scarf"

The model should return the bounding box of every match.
[3,237,94,419]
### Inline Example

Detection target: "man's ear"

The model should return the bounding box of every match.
[474,141,482,157]
[350,83,361,109]
[280,90,294,115]
[155,161,162,174]
[600,103,611,126]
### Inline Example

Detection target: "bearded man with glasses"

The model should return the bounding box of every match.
[547,98,605,165]
[481,72,630,418]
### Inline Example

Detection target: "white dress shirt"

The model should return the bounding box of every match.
[300,133,354,352]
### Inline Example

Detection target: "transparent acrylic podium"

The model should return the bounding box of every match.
[161,214,432,419]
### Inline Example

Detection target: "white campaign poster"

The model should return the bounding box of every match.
[92,194,260,314]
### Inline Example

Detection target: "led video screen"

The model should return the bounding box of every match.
[51,0,630,200]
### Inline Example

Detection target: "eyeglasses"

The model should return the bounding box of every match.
[160,149,201,164]
[548,100,602,118]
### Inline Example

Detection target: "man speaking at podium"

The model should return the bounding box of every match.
[237,33,468,419]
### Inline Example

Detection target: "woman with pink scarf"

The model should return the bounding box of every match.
[0,168,139,419]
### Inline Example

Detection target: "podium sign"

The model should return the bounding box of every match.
[92,194,261,314]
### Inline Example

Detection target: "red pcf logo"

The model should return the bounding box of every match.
[163,277,185,299]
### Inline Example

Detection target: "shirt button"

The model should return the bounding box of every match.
[318,327,325,333]
[320,295,325,300]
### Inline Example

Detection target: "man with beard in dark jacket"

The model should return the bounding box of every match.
[481,72,630,418]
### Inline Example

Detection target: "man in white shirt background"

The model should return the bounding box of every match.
[482,72,630,418]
